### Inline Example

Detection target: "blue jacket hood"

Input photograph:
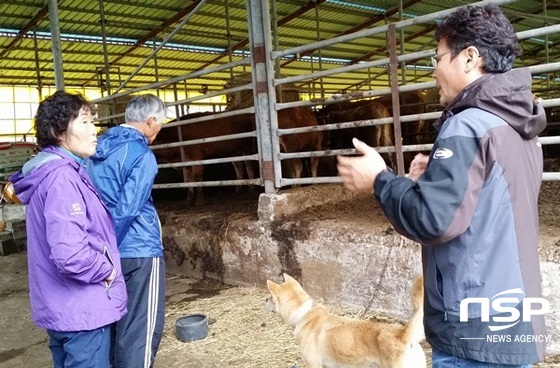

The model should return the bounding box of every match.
[90,125,149,161]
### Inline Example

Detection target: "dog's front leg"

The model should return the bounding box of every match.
[301,353,324,368]
[302,359,323,368]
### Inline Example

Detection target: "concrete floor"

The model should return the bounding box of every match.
[2,248,560,367]
[0,252,50,368]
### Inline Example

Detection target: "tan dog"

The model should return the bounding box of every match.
[266,274,426,368]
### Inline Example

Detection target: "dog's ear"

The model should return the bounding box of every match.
[283,273,295,283]
[267,279,280,293]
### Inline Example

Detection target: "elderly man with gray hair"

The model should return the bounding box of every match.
[87,93,167,368]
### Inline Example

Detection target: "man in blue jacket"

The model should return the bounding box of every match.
[337,4,547,367]
[87,94,167,368]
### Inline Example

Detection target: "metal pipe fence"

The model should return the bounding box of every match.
[269,18,560,184]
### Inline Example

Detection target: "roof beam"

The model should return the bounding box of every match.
[192,0,327,72]
[281,0,422,68]
[111,0,204,63]
[82,0,205,86]
[0,3,51,60]
[330,7,552,92]
[334,26,436,92]
[349,25,435,65]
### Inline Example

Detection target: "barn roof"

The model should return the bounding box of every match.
[0,0,558,97]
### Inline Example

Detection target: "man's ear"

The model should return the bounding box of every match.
[146,116,157,127]
[464,46,481,71]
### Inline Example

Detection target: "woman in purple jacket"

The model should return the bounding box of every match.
[10,91,127,368]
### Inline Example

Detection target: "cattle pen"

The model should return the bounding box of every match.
[91,0,560,197]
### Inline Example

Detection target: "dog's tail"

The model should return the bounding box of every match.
[400,276,424,344]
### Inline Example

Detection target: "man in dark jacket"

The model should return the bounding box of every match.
[337,5,547,367]
[86,94,167,368]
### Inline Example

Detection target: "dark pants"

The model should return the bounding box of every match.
[47,326,111,368]
[432,347,532,368]
[113,257,165,368]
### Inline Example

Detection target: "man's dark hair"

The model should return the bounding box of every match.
[35,90,94,149]
[435,4,520,73]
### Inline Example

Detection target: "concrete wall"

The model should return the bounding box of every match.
[0,204,26,222]
[163,207,422,316]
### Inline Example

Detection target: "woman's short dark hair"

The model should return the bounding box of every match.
[435,4,520,73]
[35,90,94,149]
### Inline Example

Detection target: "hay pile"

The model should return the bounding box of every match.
[224,73,301,111]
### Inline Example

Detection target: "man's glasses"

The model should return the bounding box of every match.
[431,50,452,68]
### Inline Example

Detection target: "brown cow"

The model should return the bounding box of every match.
[375,90,435,147]
[317,92,438,173]
[153,107,322,202]
[316,99,394,171]
[277,107,324,180]
[152,112,256,204]
[375,90,438,170]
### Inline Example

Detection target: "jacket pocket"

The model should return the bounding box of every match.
[436,264,444,299]
[103,245,116,291]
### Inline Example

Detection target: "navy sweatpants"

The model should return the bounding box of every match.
[113,257,165,368]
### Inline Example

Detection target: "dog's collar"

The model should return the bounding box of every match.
[290,299,313,328]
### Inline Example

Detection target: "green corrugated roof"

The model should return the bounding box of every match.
[0,0,558,97]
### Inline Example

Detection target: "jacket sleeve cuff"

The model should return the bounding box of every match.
[374,169,396,198]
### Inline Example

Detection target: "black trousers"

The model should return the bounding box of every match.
[112,257,165,368]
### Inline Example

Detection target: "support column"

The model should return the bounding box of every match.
[388,24,405,176]
[98,0,112,95]
[246,0,278,194]
[48,0,64,91]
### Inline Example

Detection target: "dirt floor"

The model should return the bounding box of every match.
[1,175,560,367]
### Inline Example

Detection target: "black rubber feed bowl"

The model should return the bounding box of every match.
[175,314,209,342]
